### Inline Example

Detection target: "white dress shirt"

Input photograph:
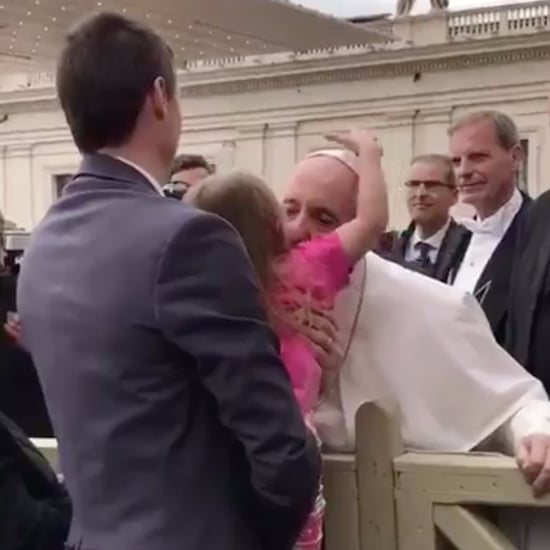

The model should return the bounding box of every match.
[114,156,164,196]
[404,219,451,264]
[453,188,523,293]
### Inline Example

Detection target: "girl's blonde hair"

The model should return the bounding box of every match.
[185,171,287,294]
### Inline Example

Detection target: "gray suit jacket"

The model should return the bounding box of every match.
[17,154,321,550]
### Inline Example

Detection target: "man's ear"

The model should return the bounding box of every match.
[510,143,523,173]
[150,76,169,120]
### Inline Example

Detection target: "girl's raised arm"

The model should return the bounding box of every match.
[325,129,388,263]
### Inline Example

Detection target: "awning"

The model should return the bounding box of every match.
[0,0,390,73]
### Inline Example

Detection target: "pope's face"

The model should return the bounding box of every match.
[282,157,357,246]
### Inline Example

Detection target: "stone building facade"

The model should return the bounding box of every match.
[0,2,549,229]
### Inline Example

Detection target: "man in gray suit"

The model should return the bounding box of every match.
[17,13,320,550]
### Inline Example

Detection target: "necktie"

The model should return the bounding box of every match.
[414,241,434,267]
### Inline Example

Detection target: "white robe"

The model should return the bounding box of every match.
[314,253,550,453]
[313,253,550,548]
[314,253,550,549]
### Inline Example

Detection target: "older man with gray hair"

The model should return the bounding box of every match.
[449,110,530,345]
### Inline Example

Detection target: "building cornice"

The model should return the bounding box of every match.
[0,32,549,111]
[179,36,550,97]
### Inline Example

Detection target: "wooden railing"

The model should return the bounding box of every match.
[323,401,550,550]
[33,401,550,550]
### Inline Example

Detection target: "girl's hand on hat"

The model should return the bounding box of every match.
[324,129,382,158]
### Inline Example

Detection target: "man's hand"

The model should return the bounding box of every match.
[4,311,22,343]
[293,308,343,372]
[516,434,550,497]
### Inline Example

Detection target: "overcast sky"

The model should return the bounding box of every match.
[291,0,531,17]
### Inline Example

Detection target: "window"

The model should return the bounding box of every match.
[519,139,529,192]
[53,174,73,198]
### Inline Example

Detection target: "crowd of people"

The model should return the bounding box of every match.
[2,9,550,550]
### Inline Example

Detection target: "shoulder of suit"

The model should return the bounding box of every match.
[522,190,550,234]
[520,189,533,203]
[159,202,240,247]
[403,222,415,236]
[448,219,472,238]
[528,189,550,212]
[394,224,414,247]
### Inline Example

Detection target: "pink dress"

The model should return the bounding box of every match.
[271,233,352,550]
[272,232,353,414]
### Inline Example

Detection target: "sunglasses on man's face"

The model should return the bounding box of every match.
[170,180,191,191]
[404,180,455,192]
[163,180,191,200]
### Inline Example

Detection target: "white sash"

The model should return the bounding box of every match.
[315,253,546,452]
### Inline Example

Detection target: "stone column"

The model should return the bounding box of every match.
[215,140,237,173]
[414,108,452,156]
[4,144,34,230]
[264,121,298,197]
[234,123,267,177]
[0,146,6,215]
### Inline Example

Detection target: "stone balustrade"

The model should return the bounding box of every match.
[447,1,550,40]
[390,0,550,48]
[182,1,550,67]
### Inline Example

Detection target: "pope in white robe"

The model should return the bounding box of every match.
[281,148,550,549]
[316,253,549,455]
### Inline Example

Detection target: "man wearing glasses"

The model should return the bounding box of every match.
[386,153,469,281]
[163,154,213,199]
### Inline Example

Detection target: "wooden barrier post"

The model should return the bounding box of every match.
[323,452,361,550]
[356,400,404,550]
[323,400,404,550]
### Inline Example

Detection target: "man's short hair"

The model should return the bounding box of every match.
[171,154,213,177]
[448,110,520,150]
[56,12,176,153]
[411,153,456,188]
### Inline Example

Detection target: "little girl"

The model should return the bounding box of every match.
[185,129,387,550]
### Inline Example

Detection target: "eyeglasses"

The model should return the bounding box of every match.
[162,180,191,200]
[169,180,191,191]
[404,180,455,192]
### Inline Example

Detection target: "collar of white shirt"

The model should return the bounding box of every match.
[114,155,164,196]
[458,187,523,237]
[411,218,451,252]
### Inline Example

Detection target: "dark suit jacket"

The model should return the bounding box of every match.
[0,410,71,550]
[17,154,321,550]
[506,191,550,391]
[0,275,53,437]
[450,192,531,346]
[385,219,470,282]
